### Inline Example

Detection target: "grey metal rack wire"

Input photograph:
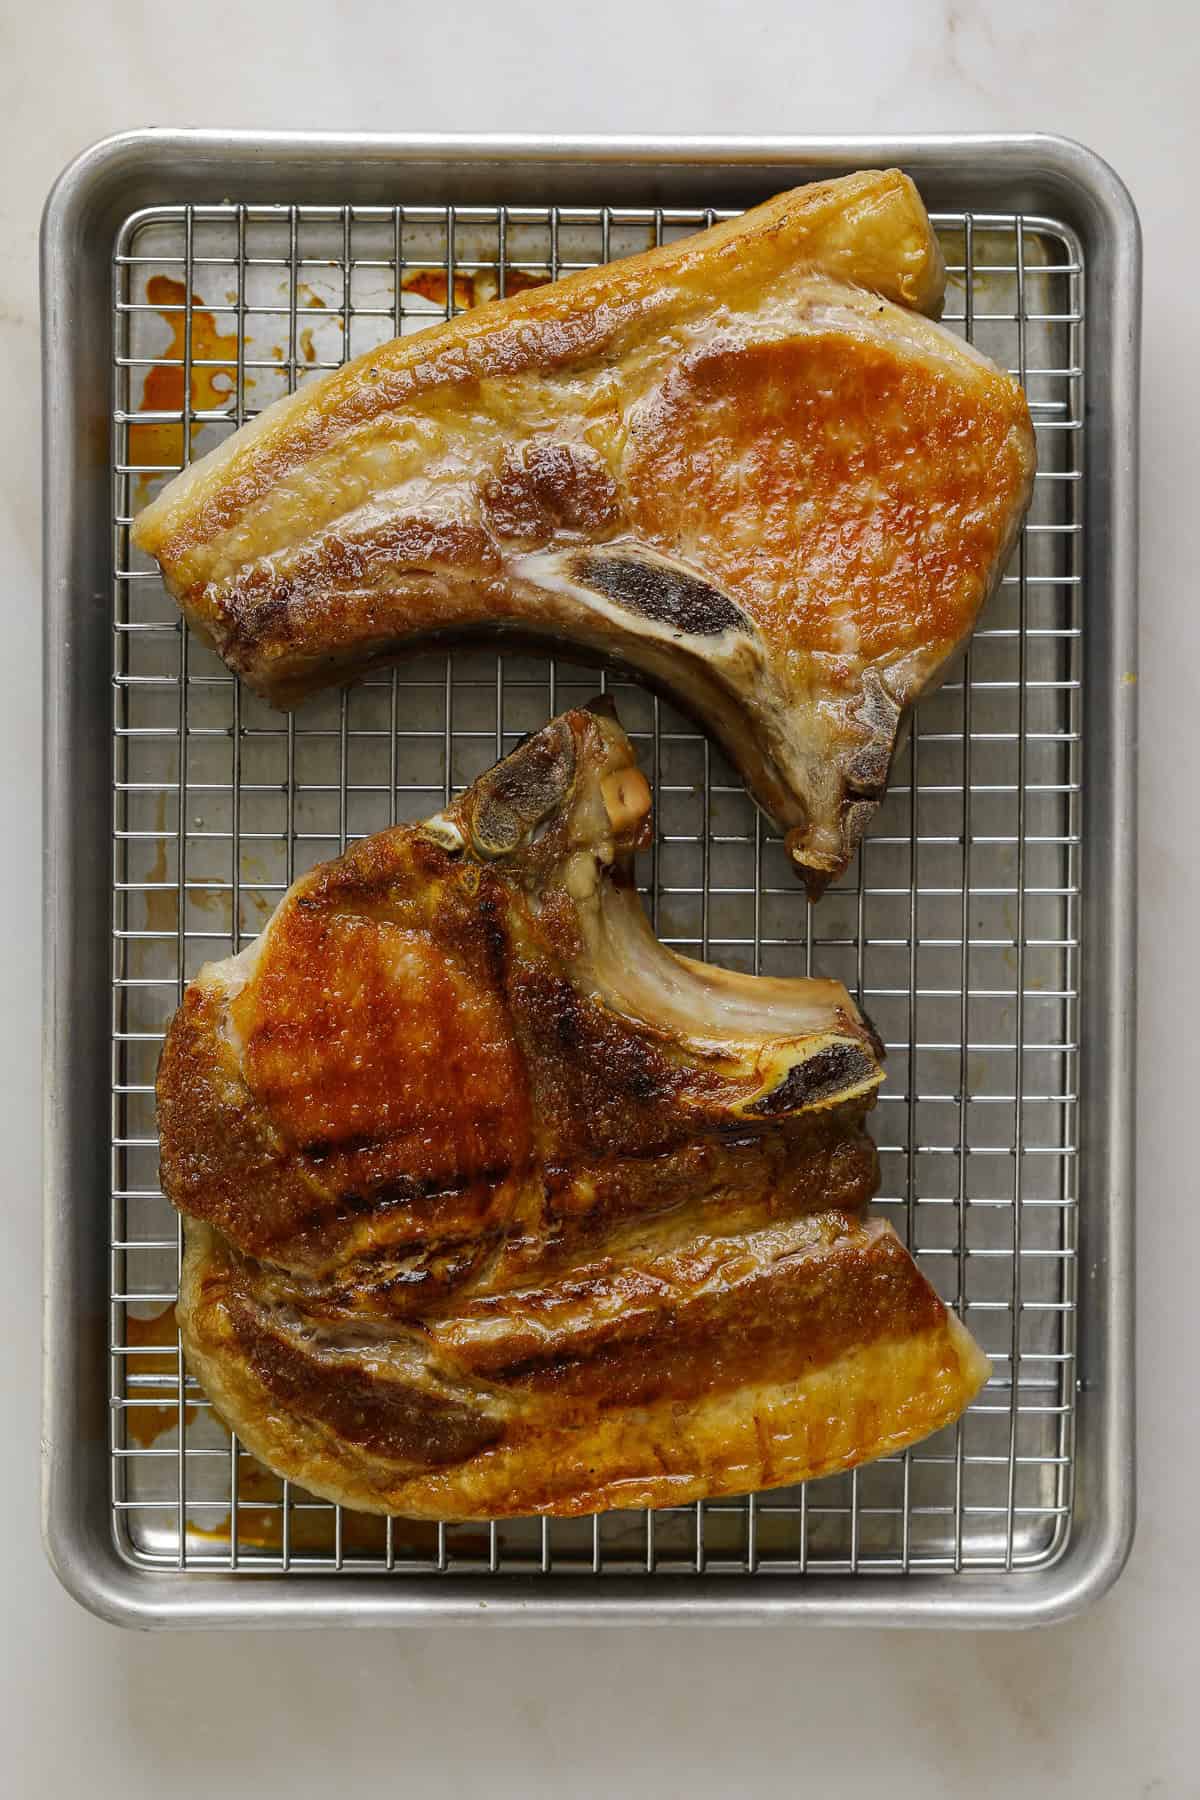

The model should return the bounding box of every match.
[109,194,1083,1580]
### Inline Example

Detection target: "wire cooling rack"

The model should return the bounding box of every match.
[108,196,1082,1579]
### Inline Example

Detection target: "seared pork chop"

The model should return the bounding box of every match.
[133,169,1035,897]
[158,704,989,1519]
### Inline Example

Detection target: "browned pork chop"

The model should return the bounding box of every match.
[133,169,1034,897]
[157,704,989,1519]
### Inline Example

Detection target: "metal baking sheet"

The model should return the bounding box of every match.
[42,133,1139,1628]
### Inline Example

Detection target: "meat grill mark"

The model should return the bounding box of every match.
[567,549,748,638]
[449,1226,947,1404]
[235,1118,884,1324]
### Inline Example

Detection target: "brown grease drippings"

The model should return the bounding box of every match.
[128,276,248,501]
[402,265,549,310]
[123,1304,195,1447]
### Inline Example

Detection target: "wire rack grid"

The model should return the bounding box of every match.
[108,192,1083,1581]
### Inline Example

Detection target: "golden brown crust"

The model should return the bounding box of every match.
[180,1218,985,1519]
[161,707,990,1517]
[623,331,1032,664]
[482,441,621,547]
[136,169,945,571]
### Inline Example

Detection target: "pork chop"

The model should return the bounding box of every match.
[132,169,1035,897]
[158,703,990,1518]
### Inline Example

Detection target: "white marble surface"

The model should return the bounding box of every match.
[5,1,1196,1793]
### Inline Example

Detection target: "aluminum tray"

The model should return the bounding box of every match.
[42,132,1139,1629]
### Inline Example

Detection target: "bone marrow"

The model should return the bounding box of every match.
[566,547,749,637]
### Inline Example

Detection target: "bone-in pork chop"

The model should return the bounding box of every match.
[133,169,1034,896]
[157,704,989,1518]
